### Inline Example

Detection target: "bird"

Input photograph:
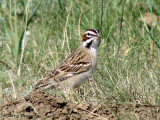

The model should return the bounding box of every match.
[35,29,101,93]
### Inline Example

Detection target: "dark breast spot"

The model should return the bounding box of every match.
[86,40,93,49]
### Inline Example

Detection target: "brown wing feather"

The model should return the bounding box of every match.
[35,50,91,89]
[48,50,91,82]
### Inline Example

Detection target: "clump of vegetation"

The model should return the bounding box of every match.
[0,0,160,119]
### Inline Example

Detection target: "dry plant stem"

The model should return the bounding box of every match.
[9,0,14,35]
[9,72,17,99]
[62,1,73,52]
[78,12,83,40]
[17,0,30,76]
[150,40,154,63]
[131,35,140,44]
[0,84,2,100]
[84,109,108,120]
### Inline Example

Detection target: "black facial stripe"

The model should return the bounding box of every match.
[87,29,98,34]
[92,29,100,34]
[86,40,93,49]
[87,33,97,37]
[92,29,97,34]
[96,29,100,34]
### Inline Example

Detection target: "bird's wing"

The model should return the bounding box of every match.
[48,50,92,81]
[35,50,92,89]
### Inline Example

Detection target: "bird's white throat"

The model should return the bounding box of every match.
[90,47,98,58]
[82,39,98,58]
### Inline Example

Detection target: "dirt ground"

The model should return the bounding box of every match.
[0,90,160,120]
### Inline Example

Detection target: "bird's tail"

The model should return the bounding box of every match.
[34,78,56,90]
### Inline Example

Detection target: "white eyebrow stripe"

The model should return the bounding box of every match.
[95,29,99,34]
[85,31,96,35]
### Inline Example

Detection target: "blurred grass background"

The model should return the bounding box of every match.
[0,0,160,116]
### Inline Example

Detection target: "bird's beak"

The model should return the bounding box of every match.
[98,35,101,39]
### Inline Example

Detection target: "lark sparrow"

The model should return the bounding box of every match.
[35,29,101,92]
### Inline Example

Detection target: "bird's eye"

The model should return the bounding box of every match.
[87,33,91,36]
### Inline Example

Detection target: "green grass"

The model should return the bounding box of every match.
[0,0,160,118]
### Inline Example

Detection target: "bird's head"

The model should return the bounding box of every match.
[82,29,101,50]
